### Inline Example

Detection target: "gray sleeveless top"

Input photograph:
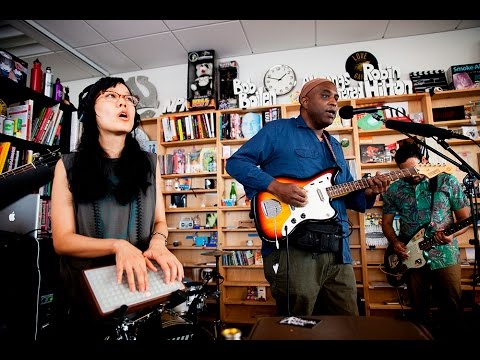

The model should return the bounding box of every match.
[59,152,157,301]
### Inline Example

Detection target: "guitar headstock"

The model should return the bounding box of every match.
[36,149,62,168]
[415,163,456,178]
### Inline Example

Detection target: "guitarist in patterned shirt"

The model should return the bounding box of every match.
[382,141,470,339]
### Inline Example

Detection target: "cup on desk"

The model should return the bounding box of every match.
[192,267,201,282]
[341,118,352,127]
[201,268,213,281]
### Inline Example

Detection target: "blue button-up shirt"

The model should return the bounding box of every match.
[226,115,374,263]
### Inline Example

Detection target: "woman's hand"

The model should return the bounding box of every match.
[113,240,153,293]
[143,239,185,284]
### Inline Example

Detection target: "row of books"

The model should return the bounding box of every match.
[2,100,65,146]
[39,198,52,233]
[219,108,279,140]
[221,249,263,266]
[0,142,34,173]
[159,147,217,175]
[161,113,216,142]
[31,103,64,146]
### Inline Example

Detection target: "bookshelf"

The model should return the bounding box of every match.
[114,88,480,324]
[0,76,74,232]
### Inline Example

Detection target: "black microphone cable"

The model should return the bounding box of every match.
[285,225,291,317]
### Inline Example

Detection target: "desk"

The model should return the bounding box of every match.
[247,315,433,340]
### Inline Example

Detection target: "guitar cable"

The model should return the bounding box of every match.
[284,225,291,317]
[395,287,407,319]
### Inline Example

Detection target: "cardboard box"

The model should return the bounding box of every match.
[0,48,28,87]
[446,63,480,90]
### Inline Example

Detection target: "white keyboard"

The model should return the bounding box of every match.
[83,265,185,317]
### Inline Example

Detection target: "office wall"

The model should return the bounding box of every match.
[64,27,480,113]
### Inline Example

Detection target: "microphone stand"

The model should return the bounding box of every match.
[431,137,480,318]
[378,108,480,317]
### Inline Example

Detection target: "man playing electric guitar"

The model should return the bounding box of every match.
[226,78,390,318]
[382,141,470,339]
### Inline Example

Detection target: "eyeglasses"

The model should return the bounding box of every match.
[98,90,140,107]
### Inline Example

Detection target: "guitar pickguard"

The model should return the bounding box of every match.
[281,172,336,236]
[402,228,428,269]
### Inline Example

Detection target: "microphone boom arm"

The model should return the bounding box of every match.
[378,106,467,172]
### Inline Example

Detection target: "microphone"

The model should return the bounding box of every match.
[338,105,389,119]
[385,120,471,140]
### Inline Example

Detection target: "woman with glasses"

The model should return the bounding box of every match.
[50,77,184,340]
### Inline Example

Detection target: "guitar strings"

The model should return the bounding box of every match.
[0,149,61,180]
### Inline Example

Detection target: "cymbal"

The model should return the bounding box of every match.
[201,250,234,256]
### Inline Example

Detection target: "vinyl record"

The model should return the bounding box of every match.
[345,51,378,82]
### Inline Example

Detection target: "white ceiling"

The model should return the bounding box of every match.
[1,19,479,83]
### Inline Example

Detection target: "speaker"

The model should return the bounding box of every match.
[0,233,59,340]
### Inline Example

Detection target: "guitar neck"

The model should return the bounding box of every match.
[327,167,418,198]
[444,216,473,236]
[0,149,61,182]
[0,163,36,180]
[419,216,473,250]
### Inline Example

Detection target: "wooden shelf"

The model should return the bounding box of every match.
[223,299,276,306]
[369,303,412,310]
[223,280,270,287]
[160,137,216,148]
[155,90,480,323]
[161,172,216,179]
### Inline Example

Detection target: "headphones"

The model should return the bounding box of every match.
[78,84,140,131]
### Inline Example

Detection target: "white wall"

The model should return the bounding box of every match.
[65,27,480,115]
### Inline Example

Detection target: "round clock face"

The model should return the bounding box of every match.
[264,64,296,96]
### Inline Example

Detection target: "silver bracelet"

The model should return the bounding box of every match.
[151,231,168,245]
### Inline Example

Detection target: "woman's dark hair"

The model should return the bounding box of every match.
[394,141,423,165]
[69,77,151,205]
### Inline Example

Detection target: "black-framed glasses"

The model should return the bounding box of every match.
[98,90,140,107]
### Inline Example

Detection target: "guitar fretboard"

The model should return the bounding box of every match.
[327,167,418,198]
[419,216,474,250]
[0,150,60,181]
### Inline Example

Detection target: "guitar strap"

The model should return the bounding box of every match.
[321,131,339,167]
[425,177,438,234]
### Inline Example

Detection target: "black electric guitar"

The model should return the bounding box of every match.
[384,216,474,287]
[252,163,454,242]
[0,149,61,209]
[0,149,61,181]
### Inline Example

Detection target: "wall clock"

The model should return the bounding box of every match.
[264,64,297,96]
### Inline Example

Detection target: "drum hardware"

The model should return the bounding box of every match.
[104,279,218,341]
[104,303,166,341]
[200,250,231,340]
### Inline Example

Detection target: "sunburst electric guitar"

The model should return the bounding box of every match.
[383,216,473,287]
[252,163,454,243]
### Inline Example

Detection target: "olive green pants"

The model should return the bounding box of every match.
[263,246,359,316]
